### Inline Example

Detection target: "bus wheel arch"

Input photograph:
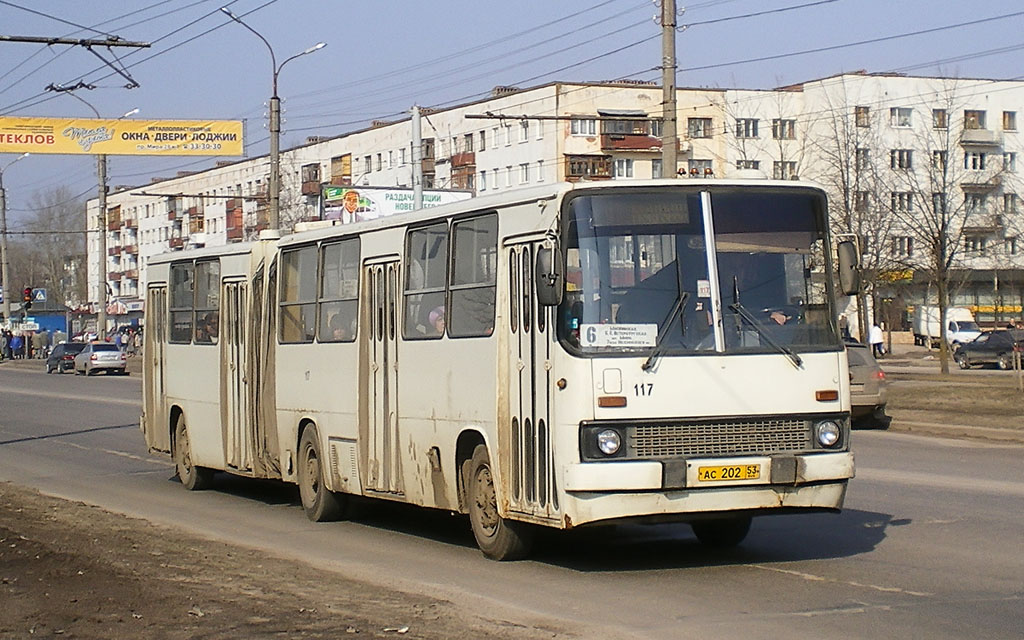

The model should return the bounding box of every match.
[296,421,346,522]
[172,409,215,491]
[455,430,486,514]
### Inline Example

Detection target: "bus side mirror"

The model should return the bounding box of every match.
[837,240,860,296]
[535,245,564,307]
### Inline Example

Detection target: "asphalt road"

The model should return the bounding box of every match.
[1,360,1022,639]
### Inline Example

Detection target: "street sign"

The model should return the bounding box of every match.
[21,322,39,331]
[32,288,46,302]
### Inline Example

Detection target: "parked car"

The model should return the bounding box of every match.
[845,338,890,429]
[73,342,128,376]
[954,329,1024,370]
[45,342,87,374]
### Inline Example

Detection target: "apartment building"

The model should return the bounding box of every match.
[88,73,1024,327]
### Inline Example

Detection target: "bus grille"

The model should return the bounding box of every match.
[631,419,810,457]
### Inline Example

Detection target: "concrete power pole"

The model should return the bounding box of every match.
[412,105,423,210]
[661,0,679,178]
[96,154,109,340]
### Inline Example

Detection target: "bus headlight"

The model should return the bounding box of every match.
[815,420,841,448]
[596,429,622,455]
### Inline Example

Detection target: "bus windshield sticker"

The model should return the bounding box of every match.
[580,324,657,348]
[697,279,711,298]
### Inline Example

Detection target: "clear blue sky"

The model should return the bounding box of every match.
[1,0,1022,222]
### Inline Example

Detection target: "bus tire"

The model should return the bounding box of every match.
[298,427,345,522]
[174,414,214,491]
[466,444,533,561]
[691,515,752,548]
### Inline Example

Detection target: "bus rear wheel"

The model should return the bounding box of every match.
[691,516,752,548]
[465,444,533,561]
[297,427,345,522]
[174,414,214,490]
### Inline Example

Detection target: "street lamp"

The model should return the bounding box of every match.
[0,152,30,325]
[61,90,138,339]
[220,7,325,231]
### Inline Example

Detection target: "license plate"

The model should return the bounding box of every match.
[696,464,761,482]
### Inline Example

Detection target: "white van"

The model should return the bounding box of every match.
[912,306,982,347]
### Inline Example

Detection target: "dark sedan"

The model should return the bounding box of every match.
[954,329,1024,370]
[45,342,87,374]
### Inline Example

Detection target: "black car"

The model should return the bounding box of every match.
[45,342,87,374]
[954,329,1024,370]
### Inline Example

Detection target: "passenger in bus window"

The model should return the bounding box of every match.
[328,312,353,341]
[428,305,445,335]
[195,312,219,343]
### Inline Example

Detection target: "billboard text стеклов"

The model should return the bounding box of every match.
[0,116,243,156]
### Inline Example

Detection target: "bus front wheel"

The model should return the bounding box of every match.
[691,516,752,548]
[297,427,345,522]
[465,444,533,561]
[174,415,214,491]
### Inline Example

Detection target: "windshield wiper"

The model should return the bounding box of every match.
[642,292,689,371]
[729,302,803,368]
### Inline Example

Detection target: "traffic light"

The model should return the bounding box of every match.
[22,287,32,310]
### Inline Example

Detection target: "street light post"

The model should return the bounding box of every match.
[220,7,324,231]
[0,152,30,325]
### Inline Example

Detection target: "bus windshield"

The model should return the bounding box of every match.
[557,186,839,357]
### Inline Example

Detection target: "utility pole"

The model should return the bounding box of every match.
[412,105,423,210]
[660,0,679,178]
[0,153,30,326]
[96,153,108,339]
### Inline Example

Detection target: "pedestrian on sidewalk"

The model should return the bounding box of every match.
[869,322,884,358]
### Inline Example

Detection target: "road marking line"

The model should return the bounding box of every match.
[751,565,933,597]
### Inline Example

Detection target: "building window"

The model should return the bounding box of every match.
[687,117,713,139]
[652,158,663,178]
[933,109,948,129]
[856,147,870,170]
[650,119,663,138]
[689,159,713,177]
[890,107,912,127]
[537,160,544,182]
[965,193,986,213]
[504,124,512,146]
[604,118,649,135]
[855,106,870,127]
[1004,193,1018,213]
[893,236,913,257]
[1008,237,1019,255]
[566,155,611,179]
[772,119,796,139]
[464,133,474,153]
[964,151,987,170]
[613,158,634,178]
[388,150,394,168]
[1003,111,1017,131]
[492,168,500,189]
[492,127,499,146]
[375,154,382,171]
[570,118,596,136]
[965,236,987,254]
[400,148,406,165]
[932,150,948,170]
[890,149,913,169]
[736,159,760,170]
[735,118,759,138]
[505,165,512,187]
[964,110,986,130]
[891,192,913,212]
[1004,152,1017,172]
[772,161,797,180]
[478,130,486,151]
[536,121,544,140]
[519,162,529,183]
[932,192,946,214]
[479,170,487,191]
[520,120,529,142]
[854,191,869,212]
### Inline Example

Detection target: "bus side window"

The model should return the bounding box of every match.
[280,245,317,343]
[403,222,448,339]
[169,262,195,343]
[449,213,497,338]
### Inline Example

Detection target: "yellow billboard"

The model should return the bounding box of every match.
[0,116,243,156]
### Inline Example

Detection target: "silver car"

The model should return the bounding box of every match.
[846,339,890,429]
[73,342,128,376]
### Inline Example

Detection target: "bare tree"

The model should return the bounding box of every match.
[8,186,86,307]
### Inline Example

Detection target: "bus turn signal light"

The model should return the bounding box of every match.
[597,396,627,408]
[815,390,839,402]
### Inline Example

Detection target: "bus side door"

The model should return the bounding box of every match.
[143,284,170,453]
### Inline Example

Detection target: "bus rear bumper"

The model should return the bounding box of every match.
[560,452,854,526]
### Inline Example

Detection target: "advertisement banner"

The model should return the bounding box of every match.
[322,186,472,223]
[0,116,244,156]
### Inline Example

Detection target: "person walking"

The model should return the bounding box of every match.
[869,322,884,358]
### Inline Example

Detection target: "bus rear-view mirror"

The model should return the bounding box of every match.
[837,240,860,296]
[535,246,563,307]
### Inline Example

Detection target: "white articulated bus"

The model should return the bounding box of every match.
[142,179,860,560]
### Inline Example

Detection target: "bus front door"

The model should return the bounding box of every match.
[505,241,558,520]
[361,260,403,495]
[222,279,251,472]
[143,285,169,453]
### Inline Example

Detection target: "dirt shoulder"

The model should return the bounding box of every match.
[0,483,566,640]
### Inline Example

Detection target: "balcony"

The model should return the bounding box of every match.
[167,209,177,221]
[960,129,1002,147]
[301,180,321,196]
[964,213,1003,231]
[169,237,184,250]
[451,151,476,167]
[107,219,120,231]
[123,244,138,255]
[123,269,138,280]
[600,133,663,152]
[108,246,121,256]
[122,218,136,229]
[421,157,435,173]
[107,270,121,281]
